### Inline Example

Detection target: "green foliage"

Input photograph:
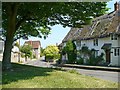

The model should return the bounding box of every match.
[76,57,84,65]
[63,40,75,52]
[46,54,54,59]
[21,53,25,58]
[68,69,80,75]
[63,40,77,64]
[20,44,32,60]
[14,42,20,48]
[2,63,118,88]
[43,45,60,61]
[87,52,105,66]
[78,46,104,65]
[32,54,36,59]
[80,46,91,56]
[40,47,45,57]
[2,2,108,36]
[2,2,109,69]
[56,59,62,64]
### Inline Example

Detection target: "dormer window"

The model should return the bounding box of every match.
[111,34,117,40]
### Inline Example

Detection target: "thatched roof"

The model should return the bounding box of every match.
[62,9,120,42]
[62,28,80,42]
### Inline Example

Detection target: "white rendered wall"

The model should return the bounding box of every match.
[80,36,120,66]
[0,41,4,54]
[111,36,120,66]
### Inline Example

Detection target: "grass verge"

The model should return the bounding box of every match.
[2,63,118,88]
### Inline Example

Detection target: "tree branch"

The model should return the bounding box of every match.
[16,16,37,30]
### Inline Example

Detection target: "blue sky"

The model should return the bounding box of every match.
[20,0,118,48]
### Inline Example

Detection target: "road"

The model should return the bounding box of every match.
[24,59,119,83]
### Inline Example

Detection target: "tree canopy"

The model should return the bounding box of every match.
[20,44,32,61]
[2,2,108,40]
[2,2,108,70]
[43,45,60,61]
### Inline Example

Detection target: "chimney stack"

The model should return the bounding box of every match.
[114,2,120,11]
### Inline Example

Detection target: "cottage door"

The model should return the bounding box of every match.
[105,49,111,63]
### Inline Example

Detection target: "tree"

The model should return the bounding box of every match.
[20,44,32,61]
[63,40,77,63]
[40,47,44,57]
[43,45,60,61]
[2,2,108,70]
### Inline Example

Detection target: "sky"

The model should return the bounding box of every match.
[20,0,119,48]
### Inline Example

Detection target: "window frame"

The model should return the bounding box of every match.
[114,48,120,56]
[93,39,98,46]
[111,34,118,40]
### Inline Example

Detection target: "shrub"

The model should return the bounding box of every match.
[44,45,60,61]
[46,54,54,59]
[63,40,77,64]
[88,56,97,65]
[66,52,76,64]
[87,53,104,66]
[76,57,84,65]
[56,59,62,64]
[54,54,60,60]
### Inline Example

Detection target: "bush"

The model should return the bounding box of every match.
[62,40,77,64]
[54,54,60,60]
[88,56,97,65]
[66,52,76,64]
[43,45,60,61]
[76,57,84,65]
[46,54,54,59]
[87,53,104,66]
[56,59,62,64]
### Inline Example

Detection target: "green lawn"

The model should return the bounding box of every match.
[2,63,118,88]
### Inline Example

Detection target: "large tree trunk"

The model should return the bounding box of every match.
[2,37,13,70]
[2,3,18,70]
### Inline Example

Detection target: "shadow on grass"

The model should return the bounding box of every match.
[2,62,56,85]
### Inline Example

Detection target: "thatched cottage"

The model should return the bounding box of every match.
[61,2,120,66]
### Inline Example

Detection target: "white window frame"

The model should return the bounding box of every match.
[111,34,117,40]
[93,39,98,46]
[114,48,120,56]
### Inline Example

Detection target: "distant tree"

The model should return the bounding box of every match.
[43,45,60,61]
[2,2,108,70]
[40,47,45,57]
[20,44,32,61]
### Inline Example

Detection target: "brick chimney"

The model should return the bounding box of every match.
[114,2,120,11]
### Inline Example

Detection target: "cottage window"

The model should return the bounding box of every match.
[114,48,120,56]
[111,34,117,40]
[95,50,98,57]
[93,39,98,46]
[76,41,81,47]
[118,49,120,56]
